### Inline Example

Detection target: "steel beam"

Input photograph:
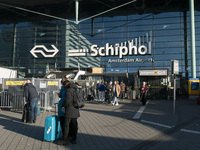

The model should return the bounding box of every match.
[190,0,196,78]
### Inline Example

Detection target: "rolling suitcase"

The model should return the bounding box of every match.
[44,104,62,142]
[22,104,30,123]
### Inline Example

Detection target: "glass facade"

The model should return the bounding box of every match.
[0,9,200,78]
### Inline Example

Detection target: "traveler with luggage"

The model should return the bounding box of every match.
[24,79,39,123]
[57,80,80,145]
[57,77,67,137]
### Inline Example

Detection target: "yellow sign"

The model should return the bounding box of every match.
[92,67,103,74]
[188,78,199,95]
[6,81,25,86]
[154,71,158,74]
[47,81,58,86]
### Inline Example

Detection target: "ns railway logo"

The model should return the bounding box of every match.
[30,45,59,58]
[68,38,152,58]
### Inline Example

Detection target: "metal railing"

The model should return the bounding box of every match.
[0,79,102,111]
[0,90,59,111]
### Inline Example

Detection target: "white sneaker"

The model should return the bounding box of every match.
[111,103,114,105]
[116,103,119,106]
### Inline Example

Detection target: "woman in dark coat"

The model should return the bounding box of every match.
[58,80,80,145]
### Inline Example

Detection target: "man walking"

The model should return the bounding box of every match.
[112,81,120,106]
[24,79,39,123]
[98,82,105,103]
[105,81,112,104]
[58,80,80,145]
[120,81,126,101]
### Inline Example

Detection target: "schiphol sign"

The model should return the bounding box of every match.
[91,40,151,59]
[68,39,151,59]
[68,32,153,63]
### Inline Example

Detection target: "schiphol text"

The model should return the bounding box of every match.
[91,43,151,58]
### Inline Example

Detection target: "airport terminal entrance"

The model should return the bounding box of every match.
[138,69,169,99]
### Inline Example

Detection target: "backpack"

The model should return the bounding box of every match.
[72,89,85,109]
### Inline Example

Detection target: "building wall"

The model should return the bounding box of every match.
[0,10,200,78]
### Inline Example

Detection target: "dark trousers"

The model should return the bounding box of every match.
[63,118,78,141]
[105,92,108,101]
[120,91,125,100]
[141,93,146,106]
[59,116,65,136]
[105,93,112,103]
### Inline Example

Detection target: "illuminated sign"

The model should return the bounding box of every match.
[171,60,179,75]
[139,69,168,76]
[91,41,151,58]
[68,32,152,59]
[30,45,59,58]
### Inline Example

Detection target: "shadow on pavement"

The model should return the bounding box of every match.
[0,111,44,141]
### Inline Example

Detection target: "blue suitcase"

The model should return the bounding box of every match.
[44,103,62,142]
[44,115,62,142]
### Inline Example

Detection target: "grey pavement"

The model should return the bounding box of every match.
[0,98,200,150]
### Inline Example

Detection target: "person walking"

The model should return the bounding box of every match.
[96,81,100,100]
[104,81,108,102]
[58,80,80,145]
[111,81,120,106]
[98,82,105,103]
[24,79,39,123]
[120,81,126,101]
[141,82,147,106]
[105,81,113,104]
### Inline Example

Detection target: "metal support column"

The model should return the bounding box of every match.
[12,23,17,67]
[189,0,196,78]
[75,0,79,24]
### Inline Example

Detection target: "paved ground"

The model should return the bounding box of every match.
[0,98,200,150]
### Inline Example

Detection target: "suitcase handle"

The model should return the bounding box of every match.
[46,127,52,134]
[54,103,58,116]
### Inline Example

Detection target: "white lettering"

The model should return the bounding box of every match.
[90,39,151,58]
[115,44,119,56]
[108,58,153,63]
[138,45,147,55]
[106,43,114,56]
[129,42,137,55]
[99,47,105,56]
[91,45,98,56]
[119,46,128,58]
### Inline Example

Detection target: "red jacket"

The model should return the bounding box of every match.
[120,83,125,92]
[142,85,146,94]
